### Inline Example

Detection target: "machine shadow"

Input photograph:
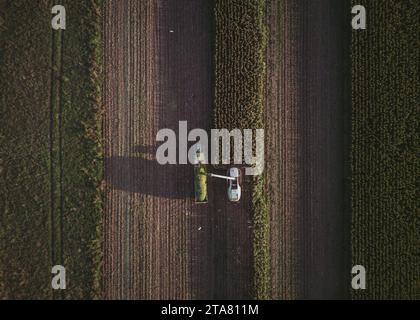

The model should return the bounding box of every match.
[105,156,194,199]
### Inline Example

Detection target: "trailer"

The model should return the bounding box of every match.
[193,145,208,203]
[194,163,208,203]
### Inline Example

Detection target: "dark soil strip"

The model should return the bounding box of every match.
[265,0,352,299]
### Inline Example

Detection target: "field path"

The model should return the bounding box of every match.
[103,0,252,299]
[265,0,351,299]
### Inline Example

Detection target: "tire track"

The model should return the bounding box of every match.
[49,0,65,298]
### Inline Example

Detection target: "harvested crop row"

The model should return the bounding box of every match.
[214,0,269,299]
[103,0,217,299]
[351,0,419,299]
[265,0,352,299]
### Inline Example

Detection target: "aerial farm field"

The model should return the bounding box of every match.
[0,0,417,300]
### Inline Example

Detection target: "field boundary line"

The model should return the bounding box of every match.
[49,0,65,299]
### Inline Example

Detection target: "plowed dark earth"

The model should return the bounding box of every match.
[265,0,351,299]
[103,0,252,299]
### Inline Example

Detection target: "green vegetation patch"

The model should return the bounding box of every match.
[0,1,103,299]
[214,0,267,131]
[61,0,103,300]
[351,0,419,299]
[0,0,52,299]
[251,176,269,299]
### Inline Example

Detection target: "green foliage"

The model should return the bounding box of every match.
[0,0,52,299]
[214,0,267,131]
[0,0,103,299]
[252,176,269,300]
[351,0,419,299]
[60,0,103,300]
